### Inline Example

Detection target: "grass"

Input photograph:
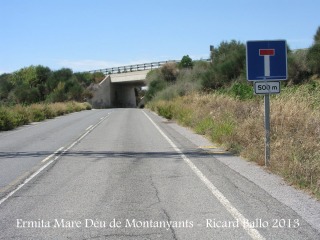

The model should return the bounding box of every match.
[147,81,320,199]
[0,101,92,131]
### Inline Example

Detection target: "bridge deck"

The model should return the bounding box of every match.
[110,70,149,83]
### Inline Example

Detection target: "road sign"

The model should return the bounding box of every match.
[246,40,287,81]
[254,81,280,94]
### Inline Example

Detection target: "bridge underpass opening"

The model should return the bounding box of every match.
[111,81,146,108]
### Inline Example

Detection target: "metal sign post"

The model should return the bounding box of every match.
[246,40,287,166]
[264,93,271,166]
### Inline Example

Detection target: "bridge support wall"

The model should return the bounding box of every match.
[87,76,112,108]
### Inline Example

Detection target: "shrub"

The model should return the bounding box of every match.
[179,55,193,69]
[0,107,16,130]
[0,102,91,132]
[28,104,46,122]
[195,117,215,135]
[307,43,320,75]
[0,74,14,101]
[12,105,30,126]
[200,69,223,90]
[145,69,167,102]
[13,83,41,104]
[288,49,311,84]
[92,72,105,83]
[65,78,84,101]
[228,81,253,100]
[157,104,174,120]
[46,82,67,103]
[160,63,178,82]
[148,89,320,198]
[43,104,58,119]
[211,40,246,83]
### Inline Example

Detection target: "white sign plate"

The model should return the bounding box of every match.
[254,81,280,94]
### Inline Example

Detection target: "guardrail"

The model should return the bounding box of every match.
[87,59,211,75]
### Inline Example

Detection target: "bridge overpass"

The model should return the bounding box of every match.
[87,61,178,108]
[87,59,210,108]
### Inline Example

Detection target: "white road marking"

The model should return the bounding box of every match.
[0,159,54,206]
[0,113,111,206]
[41,147,64,163]
[86,125,93,131]
[143,111,265,240]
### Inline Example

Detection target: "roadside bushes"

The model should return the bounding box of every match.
[146,26,320,198]
[307,43,320,75]
[288,49,311,84]
[208,40,246,86]
[148,82,320,198]
[0,102,92,131]
[0,66,101,105]
[145,41,247,102]
[306,26,320,75]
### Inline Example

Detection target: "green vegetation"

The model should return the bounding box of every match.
[0,102,91,131]
[306,26,320,75]
[146,26,320,199]
[0,66,102,131]
[145,26,320,102]
[179,55,193,69]
[0,66,104,105]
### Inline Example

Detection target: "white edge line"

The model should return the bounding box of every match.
[0,114,110,206]
[0,160,54,206]
[142,111,265,240]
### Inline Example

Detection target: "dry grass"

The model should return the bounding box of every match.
[0,102,92,131]
[148,86,320,199]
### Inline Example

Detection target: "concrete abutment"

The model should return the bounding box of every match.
[88,71,148,108]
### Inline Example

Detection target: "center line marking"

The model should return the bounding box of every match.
[41,147,64,163]
[86,125,93,131]
[143,111,265,240]
[0,113,111,206]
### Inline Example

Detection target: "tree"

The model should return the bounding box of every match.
[206,40,246,89]
[0,74,14,101]
[13,82,41,104]
[314,26,320,43]
[35,65,51,100]
[307,26,320,75]
[307,43,320,75]
[64,77,84,101]
[46,82,67,102]
[288,49,311,84]
[46,68,73,92]
[179,55,193,68]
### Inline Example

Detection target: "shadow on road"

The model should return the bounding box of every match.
[0,149,217,160]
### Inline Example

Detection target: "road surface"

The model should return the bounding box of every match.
[0,109,319,239]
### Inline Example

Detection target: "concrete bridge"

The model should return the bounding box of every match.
[87,61,178,108]
[87,59,210,108]
[88,70,149,108]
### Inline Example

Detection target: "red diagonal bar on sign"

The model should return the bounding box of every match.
[259,49,275,56]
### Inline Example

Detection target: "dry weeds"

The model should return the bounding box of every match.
[148,89,320,198]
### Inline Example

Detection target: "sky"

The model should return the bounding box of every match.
[0,0,319,74]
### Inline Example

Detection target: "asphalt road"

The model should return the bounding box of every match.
[0,108,319,240]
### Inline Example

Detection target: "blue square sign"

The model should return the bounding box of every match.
[246,40,287,81]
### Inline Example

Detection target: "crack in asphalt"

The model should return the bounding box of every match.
[82,232,161,240]
[149,176,178,240]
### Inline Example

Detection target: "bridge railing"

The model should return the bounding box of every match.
[87,59,211,75]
